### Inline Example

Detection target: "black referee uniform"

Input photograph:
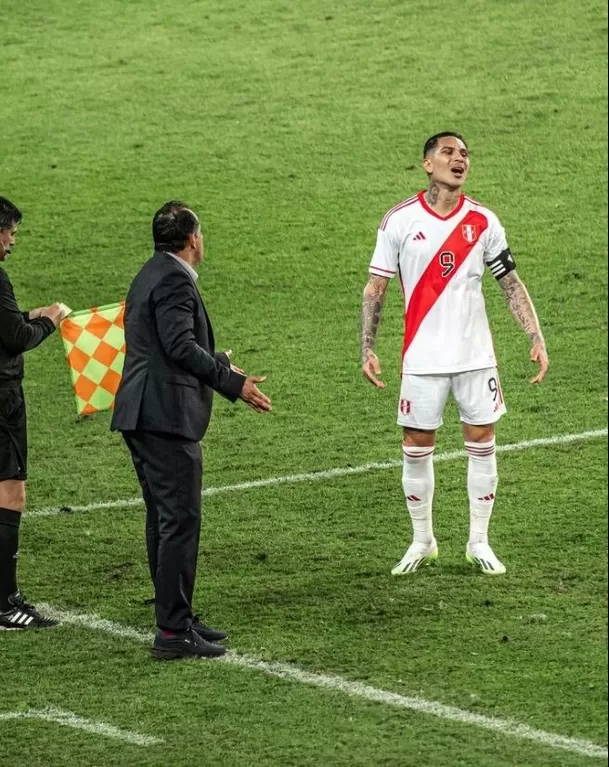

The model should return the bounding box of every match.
[0,264,58,628]
[0,267,55,481]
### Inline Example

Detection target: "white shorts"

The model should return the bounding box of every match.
[397,368,507,430]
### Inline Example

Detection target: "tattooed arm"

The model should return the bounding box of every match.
[361,275,390,388]
[498,270,549,383]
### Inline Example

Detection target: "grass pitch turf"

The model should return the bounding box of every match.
[1,0,607,765]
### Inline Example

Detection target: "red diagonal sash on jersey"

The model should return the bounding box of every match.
[402,210,489,359]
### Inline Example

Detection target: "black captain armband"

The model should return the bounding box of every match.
[487,248,517,280]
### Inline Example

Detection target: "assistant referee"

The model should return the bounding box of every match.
[0,197,68,630]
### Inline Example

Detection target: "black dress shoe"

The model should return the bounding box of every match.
[151,628,226,660]
[192,616,228,642]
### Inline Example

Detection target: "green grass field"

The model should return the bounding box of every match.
[1,0,607,764]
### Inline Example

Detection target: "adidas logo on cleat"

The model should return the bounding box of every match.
[465,545,506,576]
[2,610,35,628]
[391,540,439,575]
[0,593,59,630]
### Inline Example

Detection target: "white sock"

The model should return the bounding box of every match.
[402,444,435,545]
[466,440,498,545]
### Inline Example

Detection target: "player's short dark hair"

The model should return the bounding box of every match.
[0,197,23,232]
[423,132,468,157]
[152,201,200,253]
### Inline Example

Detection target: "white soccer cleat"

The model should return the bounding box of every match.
[391,539,438,575]
[466,542,506,575]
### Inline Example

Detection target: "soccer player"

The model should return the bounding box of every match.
[0,197,68,629]
[361,133,549,576]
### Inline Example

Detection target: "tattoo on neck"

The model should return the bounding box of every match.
[426,183,440,207]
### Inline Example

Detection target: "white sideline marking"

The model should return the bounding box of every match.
[30,428,608,519]
[0,706,163,747]
[41,605,608,760]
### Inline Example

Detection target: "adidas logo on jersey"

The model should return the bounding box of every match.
[413,232,427,241]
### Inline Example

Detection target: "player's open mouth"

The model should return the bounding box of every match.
[451,167,465,177]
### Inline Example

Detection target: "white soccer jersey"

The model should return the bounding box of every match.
[369,191,514,375]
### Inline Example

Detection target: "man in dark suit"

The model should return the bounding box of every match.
[112,201,271,660]
[0,196,69,630]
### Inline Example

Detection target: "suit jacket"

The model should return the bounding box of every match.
[111,251,245,442]
[0,266,56,387]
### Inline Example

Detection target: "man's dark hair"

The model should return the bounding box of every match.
[423,132,468,158]
[0,197,23,232]
[152,201,200,253]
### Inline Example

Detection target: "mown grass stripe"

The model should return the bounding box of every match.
[40,605,608,760]
[29,428,608,519]
[0,707,163,747]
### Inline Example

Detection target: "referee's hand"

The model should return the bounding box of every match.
[39,303,69,326]
[239,376,272,413]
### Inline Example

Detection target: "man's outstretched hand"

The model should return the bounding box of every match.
[240,376,272,413]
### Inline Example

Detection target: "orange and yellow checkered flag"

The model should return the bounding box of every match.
[60,302,126,416]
